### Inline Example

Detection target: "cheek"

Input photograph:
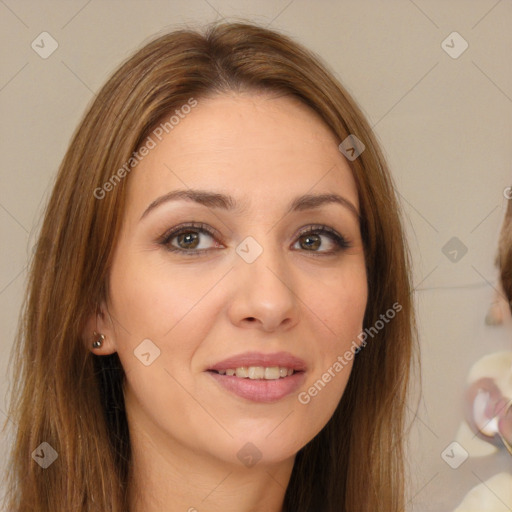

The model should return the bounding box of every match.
[107,253,221,438]
[106,252,228,401]
[315,261,368,343]
[294,262,367,432]
[107,251,224,340]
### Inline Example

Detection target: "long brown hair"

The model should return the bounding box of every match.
[3,20,419,511]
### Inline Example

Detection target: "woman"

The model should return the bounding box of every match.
[3,21,418,511]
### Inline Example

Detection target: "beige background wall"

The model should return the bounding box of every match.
[1,1,511,510]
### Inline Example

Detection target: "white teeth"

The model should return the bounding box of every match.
[215,366,296,379]
[235,367,248,378]
[264,367,280,380]
[248,366,265,379]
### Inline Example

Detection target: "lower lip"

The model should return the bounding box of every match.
[206,370,306,403]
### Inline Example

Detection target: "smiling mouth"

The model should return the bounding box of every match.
[208,366,300,380]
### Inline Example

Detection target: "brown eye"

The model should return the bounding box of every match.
[294,225,351,255]
[159,223,221,255]
[175,231,201,250]
[299,233,322,251]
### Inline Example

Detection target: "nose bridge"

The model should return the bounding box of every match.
[238,234,293,297]
[230,233,298,329]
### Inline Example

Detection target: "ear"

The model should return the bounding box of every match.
[82,301,118,355]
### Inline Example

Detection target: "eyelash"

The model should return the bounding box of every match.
[158,222,351,257]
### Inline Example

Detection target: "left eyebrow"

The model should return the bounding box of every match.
[140,189,360,221]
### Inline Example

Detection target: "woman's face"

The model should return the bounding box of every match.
[101,92,368,467]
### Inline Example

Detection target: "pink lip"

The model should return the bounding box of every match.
[205,351,307,403]
[207,351,307,372]
[207,370,307,403]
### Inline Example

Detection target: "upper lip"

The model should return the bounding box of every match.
[207,351,307,372]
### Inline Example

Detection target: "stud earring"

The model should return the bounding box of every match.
[92,332,105,349]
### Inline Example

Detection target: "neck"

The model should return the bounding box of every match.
[125,405,294,512]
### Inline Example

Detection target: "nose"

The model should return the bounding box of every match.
[227,242,299,333]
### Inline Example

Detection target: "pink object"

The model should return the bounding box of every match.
[206,369,307,403]
[465,377,512,453]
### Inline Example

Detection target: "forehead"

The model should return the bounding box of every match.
[126,92,359,215]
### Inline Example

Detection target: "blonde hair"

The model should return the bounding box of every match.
[3,21,419,511]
